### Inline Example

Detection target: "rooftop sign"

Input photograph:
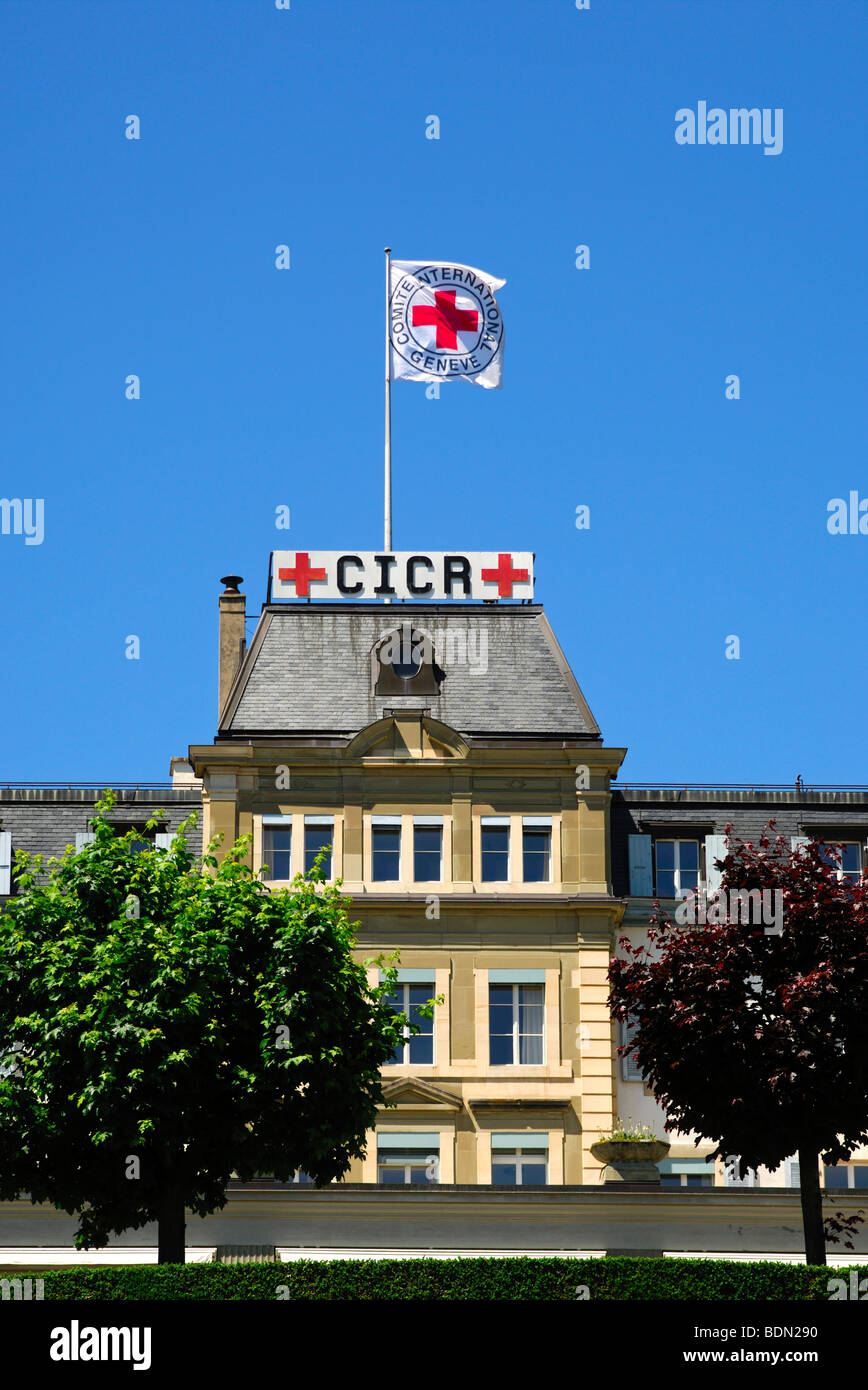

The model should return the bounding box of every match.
[271,551,534,602]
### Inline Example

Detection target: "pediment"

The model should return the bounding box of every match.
[347,716,468,761]
[379,1077,463,1111]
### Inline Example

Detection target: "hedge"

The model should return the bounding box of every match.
[1,1256,858,1300]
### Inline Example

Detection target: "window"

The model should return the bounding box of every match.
[489,983,544,1065]
[104,823,157,855]
[481,817,509,881]
[824,1164,868,1190]
[491,1140,548,1186]
[658,1158,715,1188]
[263,826,292,881]
[377,1135,439,1185]
[655,839,699,897]
[372,819,401,880]
[373,626,441,695]
[413,820,442,881]
[819,842,862,883]
[620,1016,644,1082]
[290,1170,313,1185]
[384,980,435,1065]
[522,818,551,882]
[661,1172,714,1189]
[304,817,333,877]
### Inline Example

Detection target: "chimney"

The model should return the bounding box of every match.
[218,575,246,719]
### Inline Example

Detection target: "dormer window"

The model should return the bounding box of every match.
[373,623,442,696]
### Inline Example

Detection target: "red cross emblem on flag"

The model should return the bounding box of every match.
[480,553,530,598]
[276,552,327,597]
[412,290,480,349]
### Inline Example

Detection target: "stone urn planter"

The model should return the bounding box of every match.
[590,1139,671,1184]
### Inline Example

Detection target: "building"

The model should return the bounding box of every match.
[2,562,867,1260]
[190,575,626,1187]
[612,784,868,1194]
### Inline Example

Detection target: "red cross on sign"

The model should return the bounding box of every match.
[277,552,327,597]
[481,552,530,598]
[412,289,480,349]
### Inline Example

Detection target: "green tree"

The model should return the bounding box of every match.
[0,794,407,1262]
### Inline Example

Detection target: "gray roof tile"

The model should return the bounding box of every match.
[222,605,599,739]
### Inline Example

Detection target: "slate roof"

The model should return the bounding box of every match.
[219,604,600,740]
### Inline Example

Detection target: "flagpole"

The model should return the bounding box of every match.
[384,246,392,554]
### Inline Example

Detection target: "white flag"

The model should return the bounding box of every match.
[389,260,505,389]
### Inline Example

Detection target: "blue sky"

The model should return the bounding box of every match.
[1,0,865,784]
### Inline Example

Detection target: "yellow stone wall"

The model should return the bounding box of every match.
[189,722,625,1184]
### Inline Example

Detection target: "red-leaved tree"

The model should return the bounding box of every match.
[609,823,868,1265]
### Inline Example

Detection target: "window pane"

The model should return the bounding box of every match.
[378,1166,405,1184]
[373,826,400,851]
[383,988,405,1064]
[372,826,401,880]
[482,827,509,853]
[407,1032,433,1065]
[518,984,543,1018]
[489,1034,514,1065]
[518,1008,543,1038]
[264,828,291,880]
[661,1174,681,1187]
[492,1161,518,1185]
[488,1004,514,1035]
[656,870,676,898]
[518,1033,544,1064]
[842,844,861,877]
[408,998,433,1034]
[414,827,442,881]
[824,1166,848,1189]
[407,987,434,1064]
[656,841,674,870]
[522,829,551,882]
[521,1163,547,1186]
[481,827,509,881]
[304,826,332,876]
[678,841,699,870]
[679,869,699,893]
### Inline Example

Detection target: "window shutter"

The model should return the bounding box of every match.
[787,1158,801,1188]
[791,836,810,855]
[704,834,728,892]
[628,834,653,896]
[75,832,96,850]
[155,832,174,850]
[620,1017,644,1081]
[0,831,11,895]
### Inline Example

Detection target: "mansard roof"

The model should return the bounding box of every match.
[218,603,600,742]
